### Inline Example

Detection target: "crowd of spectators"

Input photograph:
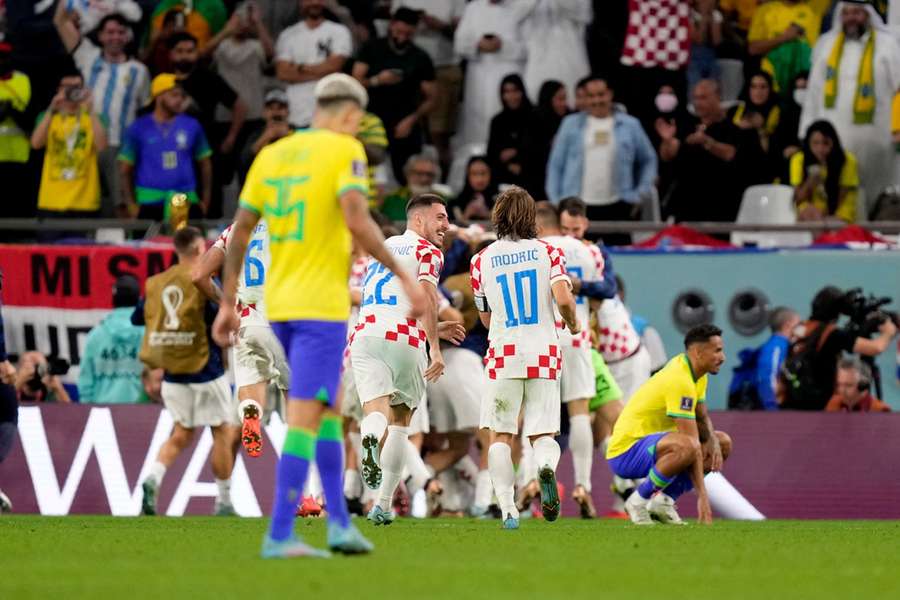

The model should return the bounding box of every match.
[0,0,899,241]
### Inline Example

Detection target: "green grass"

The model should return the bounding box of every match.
[2,516,898,599]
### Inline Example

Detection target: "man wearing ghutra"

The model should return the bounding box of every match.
[800,0,900,211]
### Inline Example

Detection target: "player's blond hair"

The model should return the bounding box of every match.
[492,186,537,241]
[315,73,368,111]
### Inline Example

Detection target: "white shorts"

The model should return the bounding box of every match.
[608,345,652,404]
[350,336,426,410]
[339,362,363,423]
[428,347,483,433]
[480,377,561,437]
[162,376,237,428]
[233,325,290,391]
[409,395,430,436]
[560,346,596,403]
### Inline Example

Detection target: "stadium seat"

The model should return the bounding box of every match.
[717,59,744,102]
[731,184,813,248]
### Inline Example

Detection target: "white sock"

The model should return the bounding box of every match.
[455,455,479,482]
[344,468,362,499]
[532,436,561,472]
[405,439,433,493]
[348,431,362,469]
[360,411,388,443]
[377,425,408,510]
[518,437,536,487]
[237,398,262,421]
[149,461,167,485]
[569,414,593,491]
[488,442,518,519]
[215,478,231,505]
[474,469,493,509]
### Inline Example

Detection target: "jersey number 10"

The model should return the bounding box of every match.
[496,269,537,328]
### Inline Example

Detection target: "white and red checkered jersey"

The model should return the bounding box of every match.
[620,0,690,71]
[347,254,369,332]
[213,221,270,326]
[353,230,444,351]
[543,235,604,349]
[470,238,569,380]
[596,297,641,363]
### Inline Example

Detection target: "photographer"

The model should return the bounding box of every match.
[783,286,896,410]
[14,352,71,404]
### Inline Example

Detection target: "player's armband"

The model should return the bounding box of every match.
[474,294,490,313]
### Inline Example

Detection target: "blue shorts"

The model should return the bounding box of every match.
[608,432,669,479]
[271,320,347,406]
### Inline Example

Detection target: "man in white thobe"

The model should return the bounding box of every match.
[801,1,900,210]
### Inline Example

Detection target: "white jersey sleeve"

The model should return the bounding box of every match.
[214,221,270,325]
[597,297,641,363]
[543,235,602,349]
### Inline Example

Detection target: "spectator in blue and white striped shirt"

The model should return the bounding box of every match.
[54,0,150,218]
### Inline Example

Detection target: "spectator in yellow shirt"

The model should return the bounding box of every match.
[892,91,900,150]
[0,42,32,219]
[720,0,760,35]
[790,120,858,223]
[31,67,108,227]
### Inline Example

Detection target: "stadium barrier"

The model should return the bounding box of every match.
[2,404,898,519]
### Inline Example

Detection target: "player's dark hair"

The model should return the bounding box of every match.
[769,306,797,333]
[167,31,198,50]
[559,196,587,218]
[406,193,446,215]
[575,76,592,91]
[534,202,560,229]
[684,324,722,348]
[582,74,612,90]
[58,63,85,84]
[492,186,537,241]
[173,226,204,256]
[97,12,131,33]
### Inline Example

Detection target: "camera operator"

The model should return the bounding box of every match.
[783,286,896,410]
[14,352,72,404]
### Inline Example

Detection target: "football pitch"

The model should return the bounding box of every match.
[2,516,897,599]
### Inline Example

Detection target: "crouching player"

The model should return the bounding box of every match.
[606,324,732,525]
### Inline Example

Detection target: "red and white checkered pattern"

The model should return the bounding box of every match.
[470,248,485,295]
[212,220,270,326]
[526,344,562,380]
[543,235,602,348]
[415,241,443,286]
[385,318,428,348]
[597,297,641,362]
[620,0,690,71]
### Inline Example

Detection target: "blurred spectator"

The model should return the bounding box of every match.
[381,153,443,221]
[657,80,747,223]
[31,68,108,223]
[790,119,858,223]
[486,74,531,187]
[719,0,761,41]
[141,366,164,403]
[357,111,389,207]
[801,2,900,211]
[205,3,276,127]
[275,0,352,128]
[650,83,696,202]
[454,0,526,147]
[687,0,723,93]
[770,70,809,174]
[68,0,142,34]
[148,0,228,49]
[78,275,146,404]
[256,0,301,40]
[825,357,891,412]
[352,8,436,184]
[450,155,497,223]
[756,307,800,411]
[519,0,591,102]
[747,0,822,93]
[238,88,292,183]
[521,80,569,200]
[782,285,896,410]
[54,2,150,218]
[727,71,783,183]
[14,352,71,404]
[143,8,185,76]
[618,0,690,126]
[118,74,212,220]
[585,0,628,87]
[0,42,32,219]
[392,0,466,172]
[573,76,589,112]
[169,31,247,218]
[546,76,657,244]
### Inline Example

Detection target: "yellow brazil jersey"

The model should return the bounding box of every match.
[239,128,369,322]
[606,354,707,459]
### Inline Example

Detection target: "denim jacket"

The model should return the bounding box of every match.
[546,110,657,204]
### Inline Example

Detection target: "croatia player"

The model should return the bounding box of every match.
[351,193,453,525]
[471,187,580,529]
[534,203,604,518]
[193,220,288,457]
[214,74,428,558]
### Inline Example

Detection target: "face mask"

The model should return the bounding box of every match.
[173,60,195,73]
[655,92,678,113]
[793,89,808,106]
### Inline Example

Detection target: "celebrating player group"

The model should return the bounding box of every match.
[203,73,735,559]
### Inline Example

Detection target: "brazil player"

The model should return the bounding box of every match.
[213,74,428,558]
[606,324,732,525]
[471,186,580,529]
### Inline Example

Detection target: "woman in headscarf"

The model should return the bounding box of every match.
[486,74,533,187]
[520,79,570,200]
[450,156,500,224]
[727,71,782,182]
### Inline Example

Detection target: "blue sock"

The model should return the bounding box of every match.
[637,466,675,499]
[317,415,351,528]
[661,473,694,500]
[269,427,315,541]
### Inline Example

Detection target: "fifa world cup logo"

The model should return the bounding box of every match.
[162,285,184,330]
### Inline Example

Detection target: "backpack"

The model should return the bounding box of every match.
[780,321,835,410]
[727,347,762,410]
